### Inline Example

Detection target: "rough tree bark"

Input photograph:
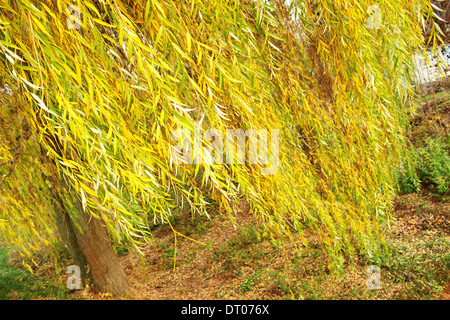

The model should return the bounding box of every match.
[39,143,130,297]
[52,194,91,288]
[66,192,130,297]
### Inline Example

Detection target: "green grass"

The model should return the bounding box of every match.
[239,270,262,293]
[416,89,450,104]
[399,87,450,200]
[380,237,450,298]
[0,248,68,300]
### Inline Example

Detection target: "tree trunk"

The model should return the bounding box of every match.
[40,147,130,297]
[68,197,130,297]
[52,195,91,287]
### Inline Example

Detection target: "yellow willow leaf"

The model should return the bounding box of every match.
[75,58,82,86]
[172,42,195,64]
[107,126,113,140]
[79,182,98,197]
[30,93,58,118]
[80,186,87,211]
[31,15,51,37]
[1,45,24,62]
[188,76,205,98]
[4,52,14,64]
[118,26,124,46]
[186,31,192,53]
[92,18,116,28]
[84,1,101,18]
[19,75,41,90]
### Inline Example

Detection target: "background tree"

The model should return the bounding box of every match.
[0,0,444,296]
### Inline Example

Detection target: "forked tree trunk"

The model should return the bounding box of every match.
[40,147,130,297]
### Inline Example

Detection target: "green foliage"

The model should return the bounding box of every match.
[398,157,421,194]
[267,271,299,297]
[229,224,262,247]
[239,270,262,293]
[399,138,449,195]
[375,238,450,298]
[0,78,58,261]
[114,242,131,257]
[0,248,68,299]
[415,139,450,195]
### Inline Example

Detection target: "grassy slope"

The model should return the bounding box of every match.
[0,248,67,299]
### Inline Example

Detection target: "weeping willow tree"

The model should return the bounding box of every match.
[0,0,444,296]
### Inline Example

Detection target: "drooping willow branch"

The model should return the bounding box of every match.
[0,119,31,186]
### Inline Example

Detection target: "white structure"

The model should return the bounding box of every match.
[412,45,450,84]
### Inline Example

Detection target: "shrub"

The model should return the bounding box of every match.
[415,139,450,195]
[399,138,450,195]
[398,158,421,194]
